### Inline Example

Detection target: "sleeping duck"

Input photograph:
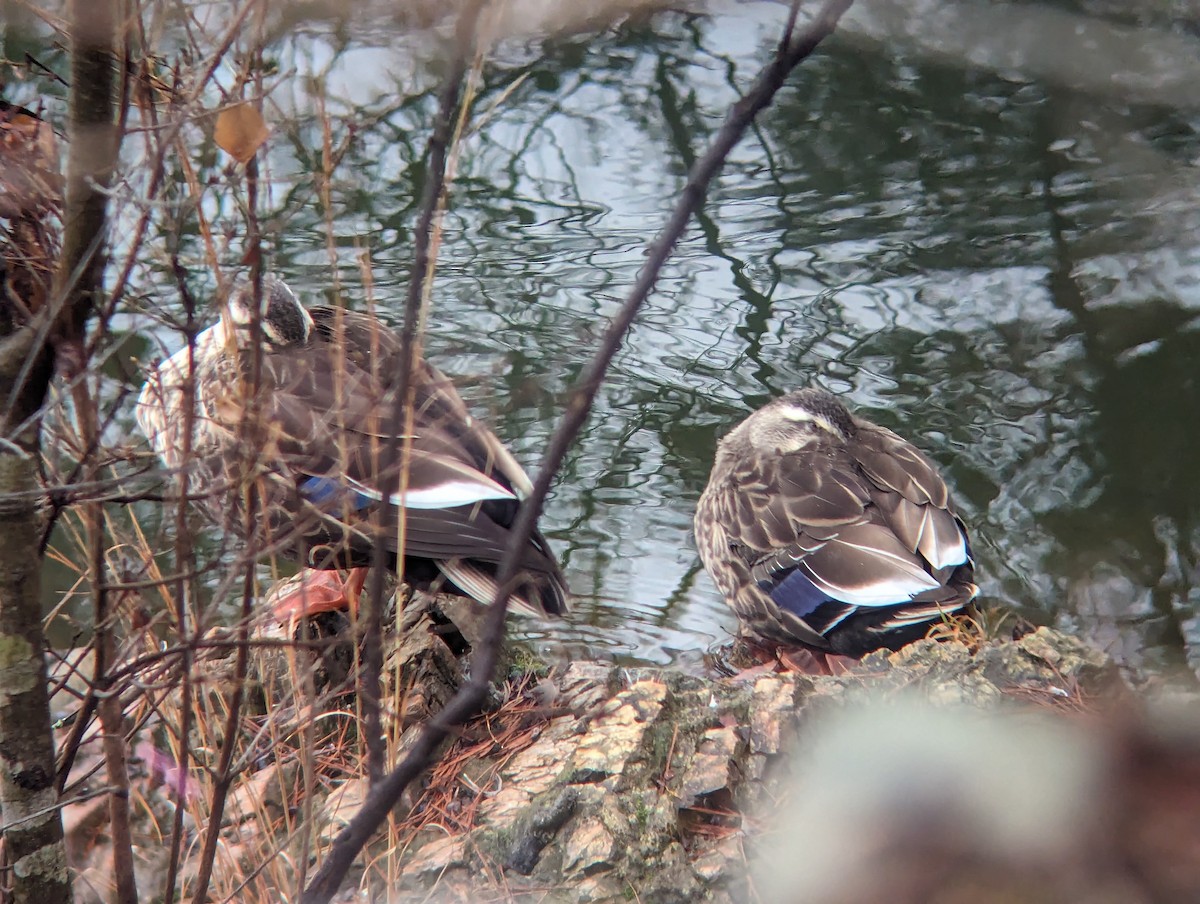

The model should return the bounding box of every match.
[694,388,976,667]
[136,275,568,618]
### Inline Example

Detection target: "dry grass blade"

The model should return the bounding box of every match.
[359,0,493,793]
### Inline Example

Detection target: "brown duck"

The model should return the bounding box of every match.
[137,276,568,618]
[695,388,976,665]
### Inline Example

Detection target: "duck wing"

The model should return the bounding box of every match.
[307,306,534,498]
[852,420,970,574]
[222,307,566,614]
[258,356,521,515]
[723,437,972,648]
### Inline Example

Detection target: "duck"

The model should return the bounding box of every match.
[694,387,976,669]
[136,275,569,619]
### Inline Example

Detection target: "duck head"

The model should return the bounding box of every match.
[221,276,314,349]
[727,387,857,457]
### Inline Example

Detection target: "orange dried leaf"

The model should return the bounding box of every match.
[214,103,268,163]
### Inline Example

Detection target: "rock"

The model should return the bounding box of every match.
[558,815,613,877]
[680,724,737,806]
[568,678,669,783]
[137,590,1194,903]
[224,760,298,827]
[359,624,1137,902]
[402,835,466,876]
[319,778,369,846]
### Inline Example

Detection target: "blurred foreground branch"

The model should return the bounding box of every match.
[301,0,854,900]
[0,0,120,902]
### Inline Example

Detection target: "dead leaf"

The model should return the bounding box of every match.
[214,103,268,163]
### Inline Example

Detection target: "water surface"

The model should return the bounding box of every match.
[11,0,1200,674]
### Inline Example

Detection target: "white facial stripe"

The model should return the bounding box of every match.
[778,405,840,436]
[262,321,288,345]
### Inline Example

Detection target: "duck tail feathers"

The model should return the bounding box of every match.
[437,559,569,618]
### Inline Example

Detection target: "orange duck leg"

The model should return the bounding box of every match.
[268,567,368,620]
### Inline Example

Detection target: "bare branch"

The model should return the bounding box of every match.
[187,17,270,896]
[300,1,854,900]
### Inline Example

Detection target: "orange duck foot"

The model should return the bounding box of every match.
[777,647,859,676]
[268,567,368,620]
[732,637,860,677]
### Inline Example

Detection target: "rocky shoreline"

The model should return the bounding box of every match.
[54,594,1200,902]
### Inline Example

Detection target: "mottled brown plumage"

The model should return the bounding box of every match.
[695,388,976,657]
[137,276,568,617]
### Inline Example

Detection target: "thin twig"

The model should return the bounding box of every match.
[57,0,134,901]
[363,0,490,786]
[300,1,853,900]
[102,0,265,317]
[36,384,133,556]
[187,18,269,898]
[302,77,342,891]
[161,250,200,904]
